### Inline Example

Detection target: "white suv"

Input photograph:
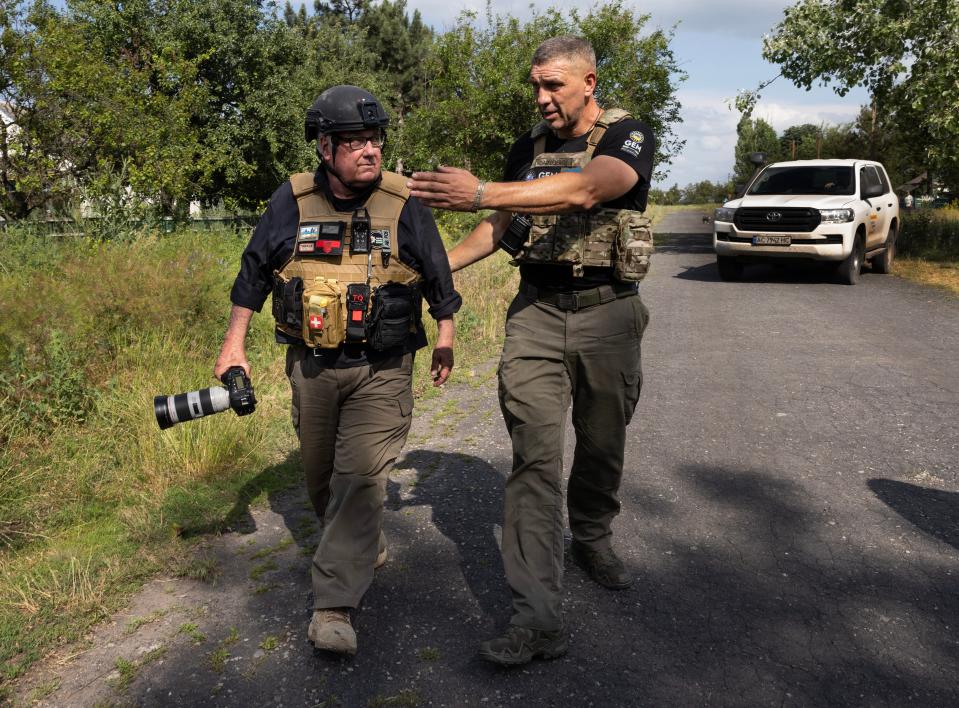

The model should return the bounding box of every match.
[713,159,899,284]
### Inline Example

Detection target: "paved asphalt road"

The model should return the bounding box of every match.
[23,211,958,706]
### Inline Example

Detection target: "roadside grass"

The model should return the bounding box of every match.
[897,207,959,294]
[0,216,516,689]
[0,226,298,687]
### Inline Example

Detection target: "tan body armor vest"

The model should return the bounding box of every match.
[516,108,654,281]
[273,170,420,348]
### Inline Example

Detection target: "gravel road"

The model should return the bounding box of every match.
[20,212,958,707]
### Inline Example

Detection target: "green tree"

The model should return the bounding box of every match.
[761,0,959,191]
[0,1,208,218]
[397,2,685,181]
[681,180,728,205]
[779,123,822,160]
[357,0,432,110]
[648,183,682,205]
[733,117,780,184]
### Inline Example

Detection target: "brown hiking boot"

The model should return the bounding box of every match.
[478,625,568,666]
[570,541,632,590]
[308,608,357,655]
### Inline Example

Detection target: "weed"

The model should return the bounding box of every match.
[259,635,279,651]
[249,559,278,581]
[207,647,230,673]
[418,646,441,661]
[124,608,168,634]
[249,537,293,560]
[110,657,138,690]
[178,622,206,644]
[254,582,278,595]
[174,554,220,583]
[368,689,420,707]
[224,626,240,645]
[140,645,167,665]
[27,677,61,702]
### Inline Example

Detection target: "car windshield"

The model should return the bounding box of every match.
[748,166,855,196]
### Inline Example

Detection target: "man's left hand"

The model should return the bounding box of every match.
[408,166,480,212]
[430,346,454,386]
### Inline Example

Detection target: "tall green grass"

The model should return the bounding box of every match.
[0,227,301,687]
[0,217,516,689]
[899,207,959,260]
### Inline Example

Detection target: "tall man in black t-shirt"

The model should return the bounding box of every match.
[409,36,654,666]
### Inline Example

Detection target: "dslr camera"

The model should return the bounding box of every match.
[154,366,256,429]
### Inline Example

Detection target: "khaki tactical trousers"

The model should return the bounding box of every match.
[286,346,413,609]
[498,289,648,631]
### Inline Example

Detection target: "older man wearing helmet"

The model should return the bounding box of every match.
[214,85,460,655]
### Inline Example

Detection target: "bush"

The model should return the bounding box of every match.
[899,208,959,260]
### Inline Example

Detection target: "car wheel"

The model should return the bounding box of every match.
[836,234,864,285]
[872,223,896,274]
[717,255,744,281]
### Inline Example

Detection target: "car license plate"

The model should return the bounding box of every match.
[752,234,792,246]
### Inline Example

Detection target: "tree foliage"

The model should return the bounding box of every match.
[396,2,685,181]
[733,117,780,184]
[0,0,687,220]
[760,0,959,187]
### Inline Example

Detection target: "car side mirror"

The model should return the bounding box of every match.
[862,183,884,199]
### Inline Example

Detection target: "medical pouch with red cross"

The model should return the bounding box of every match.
[301,276,346,349]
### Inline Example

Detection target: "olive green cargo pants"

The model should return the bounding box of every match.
[498,290,648,631]
[286,346,413,609]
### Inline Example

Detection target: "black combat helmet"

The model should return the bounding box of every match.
[305,85,390,142]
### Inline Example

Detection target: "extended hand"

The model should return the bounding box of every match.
[430,346,453,387]
[408,166,481,212]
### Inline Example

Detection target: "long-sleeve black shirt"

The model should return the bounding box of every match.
[230,168,461,368]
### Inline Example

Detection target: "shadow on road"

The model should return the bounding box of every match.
[133,455,959,706]
[869,478,959,551]
[172,450,306,538]
[389,450,509,622]
[654,232,714,254]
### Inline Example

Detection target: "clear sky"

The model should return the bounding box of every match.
[395,0,871,188]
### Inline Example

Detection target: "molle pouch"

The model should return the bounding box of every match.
[302,277,346,349]
[272,275,303,329]
[525,215,558,261]
[368,283,417,351]
[345,283,371,342]
[613,212,654,282]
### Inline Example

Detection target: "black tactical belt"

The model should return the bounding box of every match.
[519,280,637,312]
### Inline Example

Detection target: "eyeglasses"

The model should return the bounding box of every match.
[335,134,385,151]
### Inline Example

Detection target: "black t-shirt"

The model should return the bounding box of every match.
[230,168,461,368]
[502,116,655,290]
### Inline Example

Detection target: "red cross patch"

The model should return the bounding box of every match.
[309,314,324,330]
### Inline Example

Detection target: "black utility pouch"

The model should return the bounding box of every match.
[368,283,417,351]
[272,276,303,329]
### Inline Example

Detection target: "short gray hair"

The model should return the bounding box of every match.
[532,36,596,69]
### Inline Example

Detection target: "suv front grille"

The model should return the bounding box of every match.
[734,207,821,233]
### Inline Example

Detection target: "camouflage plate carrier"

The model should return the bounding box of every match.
[516,108,654,281]
[273,171,421,349]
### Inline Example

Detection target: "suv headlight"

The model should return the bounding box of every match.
[714,207,737,222]
[819,208,854,224]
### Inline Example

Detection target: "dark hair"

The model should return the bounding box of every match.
[531,36,596,69]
